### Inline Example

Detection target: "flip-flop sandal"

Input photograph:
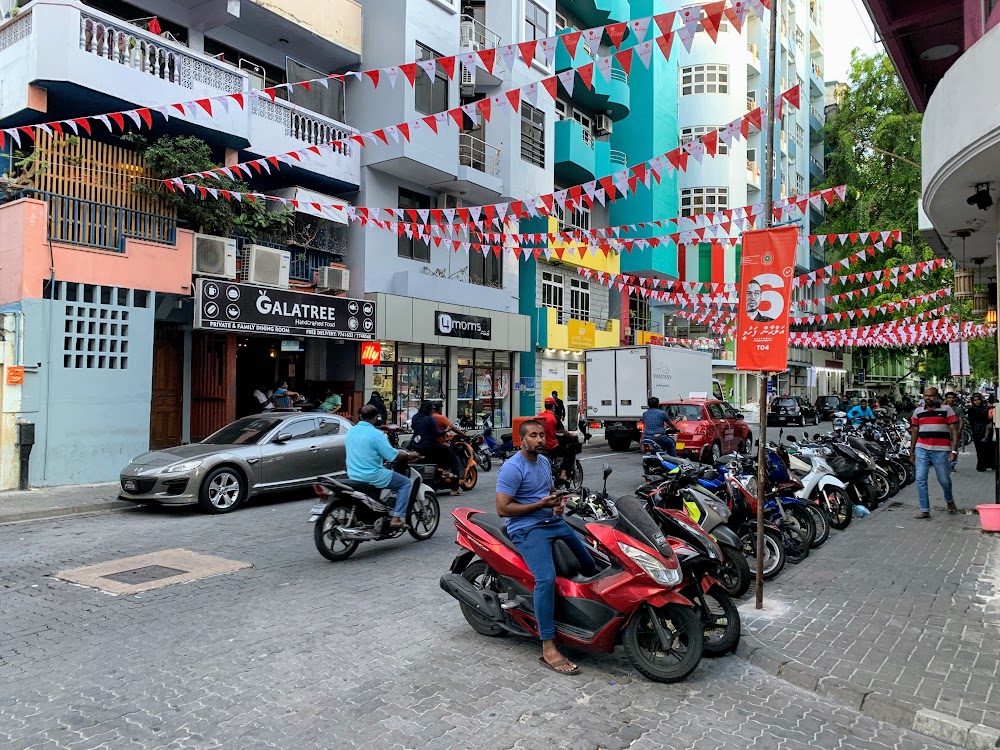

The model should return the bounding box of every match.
[914,512,930,519]
[389,519,411,530]
[538,656,580,675]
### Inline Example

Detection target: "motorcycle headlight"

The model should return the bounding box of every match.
[618,542,682,586]
[162,459,204,474]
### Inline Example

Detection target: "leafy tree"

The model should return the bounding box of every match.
[123,134,293,239]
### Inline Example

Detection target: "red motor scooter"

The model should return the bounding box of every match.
[439,465,706,683]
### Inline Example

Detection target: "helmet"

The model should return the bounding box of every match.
[544,397,556,406]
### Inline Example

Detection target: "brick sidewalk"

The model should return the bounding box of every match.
[741,451,1000,742]
[0,483,132,524]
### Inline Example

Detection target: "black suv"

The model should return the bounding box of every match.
[814,395,845,421]
[767,396,819,426]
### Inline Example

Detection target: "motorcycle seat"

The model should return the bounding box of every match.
[335,479,385,500]
[469,514,519,553]
[470,514,594,581]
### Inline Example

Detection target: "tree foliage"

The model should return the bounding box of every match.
[815,52,986,384]
[123,134,293,239]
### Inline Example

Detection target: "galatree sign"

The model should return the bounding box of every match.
[194,279,375,340]
[434,310,492,340]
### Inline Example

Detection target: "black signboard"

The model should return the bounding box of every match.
[434,310,492,340]
[195,279,375,340]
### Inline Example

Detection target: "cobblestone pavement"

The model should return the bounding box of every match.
[0,447,963,750]
[740,451,1000,731]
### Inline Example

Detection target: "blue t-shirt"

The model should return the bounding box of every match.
[642,407,670,437]
[345,421,398,487]
[496,451,554,535]
[273,388,292,409]
[846,405,874,425]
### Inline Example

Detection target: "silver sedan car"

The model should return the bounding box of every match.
[119,413,353,513]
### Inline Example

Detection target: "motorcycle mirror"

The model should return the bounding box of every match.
[786,435,797,442]
[602,464,613,479]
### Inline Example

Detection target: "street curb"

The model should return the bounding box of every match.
[0,500,136,525]
[735,636,1000,749]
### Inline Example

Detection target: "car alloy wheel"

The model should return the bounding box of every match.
[206,470,242,509]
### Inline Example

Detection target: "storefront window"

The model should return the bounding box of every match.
[566,362,581,427]
[388,344,450,426]
[372,342,396,424]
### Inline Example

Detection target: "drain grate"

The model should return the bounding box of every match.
[100,565,187,585]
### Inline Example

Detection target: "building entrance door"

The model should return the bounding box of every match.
[149,325,183,449]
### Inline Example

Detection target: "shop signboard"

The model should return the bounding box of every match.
[281,340,302,352]
[434,311,492,340]
[735,226,798,372]
[194,279,375,340]
[360,342,382,366]
[6,366,25,385]
[567,319,595,350]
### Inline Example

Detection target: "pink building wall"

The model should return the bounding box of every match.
[0,198,194,304]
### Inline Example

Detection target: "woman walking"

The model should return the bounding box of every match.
[967,394,994,472]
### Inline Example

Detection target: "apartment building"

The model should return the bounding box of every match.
[0,0,366,487]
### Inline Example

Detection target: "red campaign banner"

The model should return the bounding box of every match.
[735,226,799,372]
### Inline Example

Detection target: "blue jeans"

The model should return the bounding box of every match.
[510,519,597,641]
[915,447,953,513]
[385,471,413,519]
[645,434,677,456]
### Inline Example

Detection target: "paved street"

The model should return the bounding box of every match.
[0,443,968,750]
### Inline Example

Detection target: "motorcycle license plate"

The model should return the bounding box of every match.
[308,502,326,523]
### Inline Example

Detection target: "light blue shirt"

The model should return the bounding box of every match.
[496,451,554,535]
[345,421,398,487]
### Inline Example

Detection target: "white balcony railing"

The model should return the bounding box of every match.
[609,149,628,167]
[610,68,628,83]
[747,42,759,64]
[460,15,501,51]
[459,133,501,176]
[746,160,760,184]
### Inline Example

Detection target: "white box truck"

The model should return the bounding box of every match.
[585,345,718,451]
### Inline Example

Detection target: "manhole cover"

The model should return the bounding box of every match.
[101,565,187,585]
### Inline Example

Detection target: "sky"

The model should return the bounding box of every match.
[821,0,884,84]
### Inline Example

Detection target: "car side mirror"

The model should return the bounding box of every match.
[602,464,613,479]
[275,432,292,443]
[735,413,745,420]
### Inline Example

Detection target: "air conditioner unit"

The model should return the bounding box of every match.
[437,193,463,210]
[459,20,479,51]
[461,64,476,95]
[596,114,614,135]
[192,234,237,279]
[316,266,350,294]
[246,245,291,289]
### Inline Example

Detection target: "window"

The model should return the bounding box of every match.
[747,147,757,161]
[569,278,590,321]
[469,247,503,288]
[542,270,565,323]
[680,64,729,95]
[795,28,805,52]
[680,187,729,217]
[629,292,650,339]
[317,417,343,436]
[555,99,568,120]
[555,11,568,30]
[681,126,728,155]
[795,124,804,146]
[276,419,317,441]
[572,110,593,143]
[525,0,548,42]
[707,403,726,420]
[520,103,545,167]
[795,173,804,195]
[554,201,590,231]
[415,43,448,115]
[397,188,431,262]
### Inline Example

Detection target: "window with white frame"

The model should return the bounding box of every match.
[747,147,757,162]
[680,64,729,95]
[415,43,448,116]
[681,126,728,155]
[555,99,568,120]
[795,124,804,146]
[525,0,548,42]
[520,103,545,167]
[680,187,729,217]
[542,270,565,323]
[555,12,568,31]
[554,201,591,231]
[569,278,591,321]
[573,110,594,144]
[795,173,804,195]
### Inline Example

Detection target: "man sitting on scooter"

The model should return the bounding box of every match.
[642,397,678,456]
[346,405,420,529]
[496,420,597,675]
[537,397,576,484]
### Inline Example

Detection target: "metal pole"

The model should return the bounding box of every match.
[756,0,780,611]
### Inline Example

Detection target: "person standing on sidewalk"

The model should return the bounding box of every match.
[944,392,966,472]
[966,394,995,472]
[909,387,960,519]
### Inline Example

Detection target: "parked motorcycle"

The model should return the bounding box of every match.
[309,462,440,561]
[470,416,516,472]
[439,466,706,683]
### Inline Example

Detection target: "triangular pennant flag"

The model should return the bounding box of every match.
[655,31,675,60]
[725,1,750,31]
[364,69,381,87]
[557,69,576,97]
[400,62,418,86]
[606,22,628,50]
[614,48,633,76]
[630,17,652,43]
[439,56,457,79]
[701,1,728,42]
[781,84,801,109]
[477,47,497,74]
[559,30,582,58]
[634,41,653,69]
[499,45,518,72]
[540,76,559,100]
[517,40,537,68]
[577,63,595,90]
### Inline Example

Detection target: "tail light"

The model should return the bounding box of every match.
[589,422,600,429]
[313,484,333,497]
[638,421,644,432]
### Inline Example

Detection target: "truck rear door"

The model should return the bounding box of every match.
[613,347,649,418]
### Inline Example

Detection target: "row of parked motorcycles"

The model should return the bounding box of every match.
[437,411,911,684]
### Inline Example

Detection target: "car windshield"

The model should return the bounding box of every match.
[203,417,282,445]
[818,397,839,405]
[771,398,797,408]
[664,404,704,421]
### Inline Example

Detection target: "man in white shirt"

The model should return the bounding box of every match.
[252,387,274,413]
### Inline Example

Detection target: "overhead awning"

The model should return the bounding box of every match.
[270,186,351,226]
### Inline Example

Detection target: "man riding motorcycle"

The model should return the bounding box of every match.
[537,397,576,484]
[846,399,875,427]
[346,404,420,529]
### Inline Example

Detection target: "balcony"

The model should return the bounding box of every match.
[747,43,760,77]
[537,306,620,351]
[555,118,597,184]
[810,60,824,97]
[422,133,502,205]
[566,0,631,30]
[459,15,503,88]
[546,218,620,275]
[746,160,761,191]
[390,270,515,313]
[809,155,825,179]
[809,104,824,132]
[558,63,630,122]
[0,1,360,188]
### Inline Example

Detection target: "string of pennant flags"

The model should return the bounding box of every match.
[680,299,952,328]
[709,314,982,341]
[795,258,949,307]
[810,230,901,248]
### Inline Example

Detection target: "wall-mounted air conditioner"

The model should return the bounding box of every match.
[460,20,479,51]
[246,245,291,288]
[596,114,614,135]
[316,266,350,294]
[192,234,237,279]
[461,64,476,95]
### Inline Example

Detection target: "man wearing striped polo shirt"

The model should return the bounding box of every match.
[909,387,960,519]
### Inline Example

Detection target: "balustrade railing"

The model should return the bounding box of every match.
[459,133,501,176]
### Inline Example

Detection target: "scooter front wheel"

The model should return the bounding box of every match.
[622,603,704,683]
